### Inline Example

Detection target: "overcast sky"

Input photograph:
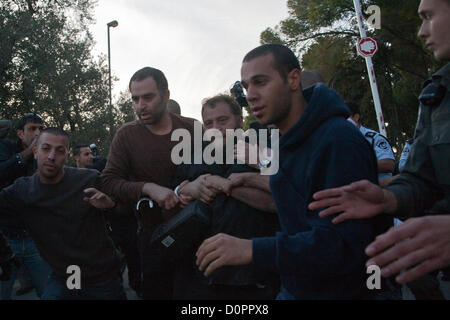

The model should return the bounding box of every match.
[89,0,289,120]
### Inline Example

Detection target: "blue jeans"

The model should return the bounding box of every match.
[41,273,127,300]
[1,237,51,300]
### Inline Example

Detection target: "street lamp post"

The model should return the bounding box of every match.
[107,20,118,143]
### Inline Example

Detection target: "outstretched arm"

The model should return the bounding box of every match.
[83,188,116,210]
[226,172,275,212]
[228,172,271,193]
[230,187,276,213]
[366,215,450,284]
[308,180,398,224]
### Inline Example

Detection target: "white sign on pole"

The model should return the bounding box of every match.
[357,37,378,57]
[353,0,387,137]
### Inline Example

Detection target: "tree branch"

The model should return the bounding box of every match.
[296,30,359,42]
[25,0,36,14]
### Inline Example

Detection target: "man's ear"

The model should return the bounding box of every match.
[163,89,170,105]
[33,145,37,160]
[16,129,24,141]
[287,69,301,91]
[237,115,244,128]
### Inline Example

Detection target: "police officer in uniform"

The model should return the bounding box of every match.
[346,101,396,181]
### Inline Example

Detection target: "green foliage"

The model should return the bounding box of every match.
[259,0,446,154]
[0,0,131,158]
[242,106,257,131]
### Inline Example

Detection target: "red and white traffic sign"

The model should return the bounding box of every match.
[357,37,378,57]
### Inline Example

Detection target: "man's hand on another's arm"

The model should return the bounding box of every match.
[308,179,398,224]
[366,215,450,284]
[228,172,271,193]
[175,180,193,208]
[178,174,223,204]
[141,183,179,210]
[204,175,233,196]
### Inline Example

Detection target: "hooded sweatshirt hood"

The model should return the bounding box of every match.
[279,83,350,150]
[251,83,391,299]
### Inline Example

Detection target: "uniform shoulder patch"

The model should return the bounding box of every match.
[376,140,389,150]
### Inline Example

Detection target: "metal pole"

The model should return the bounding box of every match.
[353,0,387,137]
[107,20,118,142]
[107,25,113,142]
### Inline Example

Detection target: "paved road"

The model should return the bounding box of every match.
[3,270,450,300]
[1,267,141,300]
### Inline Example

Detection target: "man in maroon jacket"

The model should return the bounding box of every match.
[101,67,196,299]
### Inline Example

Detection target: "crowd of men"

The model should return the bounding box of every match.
[0,0,449,300]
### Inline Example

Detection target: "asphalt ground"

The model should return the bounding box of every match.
[2,269,449,300]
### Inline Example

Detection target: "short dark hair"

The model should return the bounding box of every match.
[16,113,43,130]
[129,67,168,96]
[201,94,242,117]
[243,44,301,81]
[345,101,360,116]
[37,127,69,148]
[167,99,181,115]
[73,144,89,157]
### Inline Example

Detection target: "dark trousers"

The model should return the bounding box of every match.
[107,211,141,294]
[407,272,445,300]
[138,230,174,300]
[172,256,279,300]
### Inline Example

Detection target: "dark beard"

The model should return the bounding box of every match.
[138,99,167,125]
[261,93,292,127]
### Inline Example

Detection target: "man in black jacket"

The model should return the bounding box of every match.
[171,94,279,299]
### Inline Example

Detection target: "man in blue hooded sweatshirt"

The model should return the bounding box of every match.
[195,44,396,299]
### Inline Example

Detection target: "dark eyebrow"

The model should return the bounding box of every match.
[418,9,431,18]
[241,74,269,88]
[41,143,65,149]
[131,92,155,99]
[251,74,270,81]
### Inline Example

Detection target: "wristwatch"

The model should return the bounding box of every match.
[258,159,271,169]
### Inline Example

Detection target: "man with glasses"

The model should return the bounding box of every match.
[0,113,50,299]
